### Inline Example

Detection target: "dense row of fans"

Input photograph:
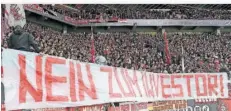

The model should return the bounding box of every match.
[2,22,231,73]
[42,5,231,20]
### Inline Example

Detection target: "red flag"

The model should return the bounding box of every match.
[164,32,171,65]
[90,33,95,63]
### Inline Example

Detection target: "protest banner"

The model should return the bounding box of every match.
[1,49,230,110]
[194,98,217,104]
[152,100,187,111]
[119,102,148,111]
[5,4,26,27]
[31,108,68,111]
[64,16,88,25]
[23,5,44,13]
[73,104,107,111]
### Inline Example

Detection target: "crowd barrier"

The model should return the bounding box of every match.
[1,49,231,111]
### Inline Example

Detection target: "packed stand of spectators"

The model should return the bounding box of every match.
[42,5,231,20]
[94,32,231,73]
[2,22,231,73]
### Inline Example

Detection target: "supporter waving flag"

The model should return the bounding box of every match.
[164,32,171,65]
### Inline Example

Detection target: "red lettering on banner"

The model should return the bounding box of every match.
[69,61,77,102]
[220,75,224,96]
[183,75,193,97]
[5,49,231,110]
[100,67,122,98]
[45,57,68,101]
[152,74,159,97]
[114,68,127,98]
[24,4,43,12]
[125,70,142,97]
[141,71,149,97]
[19,55,43,103]
[195,74,208,96]
[77,64,97,101]
[146,73,154,97]
[160,75,171,98]
[208,75,218,96]
[121,69,135,97]
[171,75,183,97]
[10,5,24,21]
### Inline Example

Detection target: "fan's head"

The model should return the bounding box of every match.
[95,56,107,65]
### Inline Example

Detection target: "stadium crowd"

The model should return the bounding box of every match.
[42,5,231,20]
[2,22,231,73]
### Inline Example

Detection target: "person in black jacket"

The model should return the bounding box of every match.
[8,25,40,53]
